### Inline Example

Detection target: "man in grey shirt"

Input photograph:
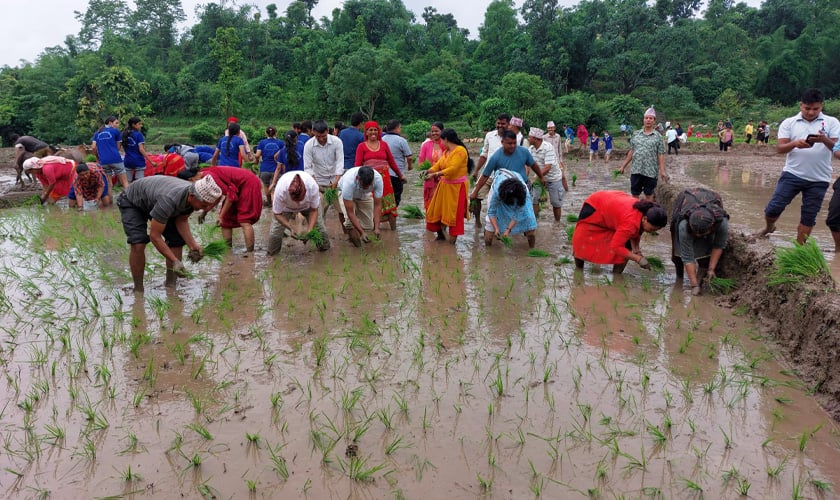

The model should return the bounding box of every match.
[381,119,414,207]
[117,175,222,291]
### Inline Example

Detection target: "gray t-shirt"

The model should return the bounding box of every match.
[381,133,412,177]
[123,176,194,224]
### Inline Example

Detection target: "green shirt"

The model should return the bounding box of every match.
[629,129,664,178]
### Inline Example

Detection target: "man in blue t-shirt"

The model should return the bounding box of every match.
[339,112,366,170]
[469,130,543,201]
[92,115,128,189]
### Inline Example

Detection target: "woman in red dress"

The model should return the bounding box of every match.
[23,156,77,204]
[572,190,667,273]
[188,167,263,252]
[355,121,406,230]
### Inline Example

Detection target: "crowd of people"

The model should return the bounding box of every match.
[9,88,840,295]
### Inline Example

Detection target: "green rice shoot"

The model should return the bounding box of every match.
[565,214,579,223]
[417,160,432,171]
[400,204,424,219]
[527,249,551,258]
[571,173,578,187]
[645,255,665,272]
[500,235,513,248]
[611,170,622,179]
[324,187,339,205]
[566,225,575,241]
[202,240,230,260]
[301,228,326,247]
[555,256,573,265]
[85,154,98,163]
[709,276,737,294]
[767,239,829,286]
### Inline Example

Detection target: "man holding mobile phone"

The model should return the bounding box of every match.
[756,88,840,245]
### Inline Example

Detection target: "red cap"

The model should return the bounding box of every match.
[227,116,238,123]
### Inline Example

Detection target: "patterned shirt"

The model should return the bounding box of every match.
[74,165,106,201]
[628,129,665,178]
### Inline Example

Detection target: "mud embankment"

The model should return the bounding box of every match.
[656,182,840,420]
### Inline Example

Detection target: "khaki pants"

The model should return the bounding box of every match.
[267,209,330,255]
[340,194,374,231]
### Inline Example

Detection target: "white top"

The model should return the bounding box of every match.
[779,111,840,183]
[303,134,344,186]
[479,130,524,159]
[339,166,384,200]
[530,142,562,183]
[272,171,321,213]
[665,129,678,143]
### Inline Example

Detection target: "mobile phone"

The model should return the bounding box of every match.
[806,134,820,144]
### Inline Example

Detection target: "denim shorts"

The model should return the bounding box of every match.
[100,162,126,176]
[630,174,658,196]
[764,171,829,227]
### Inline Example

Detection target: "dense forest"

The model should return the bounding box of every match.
[1,0,838,144]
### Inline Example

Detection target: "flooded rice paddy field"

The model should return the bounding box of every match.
[1,155,840,499]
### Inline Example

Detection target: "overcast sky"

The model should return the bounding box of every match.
[2,0,522,67]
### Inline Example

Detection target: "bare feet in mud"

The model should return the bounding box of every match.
[754,224,776,239]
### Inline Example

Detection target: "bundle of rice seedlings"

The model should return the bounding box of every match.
[571,173,578,187]
[611,170,622,180]
[554,256,574,265]
[566,214,579,223]
[84,154,98,163]
[532,180,547,199]
[645,255,665,271]
[400,204,424,219]
[767,239,829,286]
[202,240,230,260]
[527,249,551,258]
[324,187,339,205]
[417,160,432,171]
[709,276,737,294]
[566,225,575,241]
[500,235,513,248]
[301,228,326,247]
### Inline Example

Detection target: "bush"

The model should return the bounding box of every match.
[403,120,431,142]
[189,122,217,144]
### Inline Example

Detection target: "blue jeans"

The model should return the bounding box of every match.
[764,171,829,227]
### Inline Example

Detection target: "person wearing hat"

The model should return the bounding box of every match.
[544,122,563,163]
[508,116,528,147]
[618,106,668,201]
[68,163,111,210]
[267,170,330,255]
[117,175,222,291]
[527,127,567,220]
[191,166,263,253]
[572,190,667,273]
[670,188,730,295]
[23,155,77,205]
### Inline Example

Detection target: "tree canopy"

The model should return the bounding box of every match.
[2,0,838,143]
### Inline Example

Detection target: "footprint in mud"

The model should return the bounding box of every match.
[345,443,358,458]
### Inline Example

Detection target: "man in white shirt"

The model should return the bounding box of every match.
[267,171,330,254]
[528,127,568,221]
[757,88,840,245]
[303,120,345,222]
[339,166,383,247]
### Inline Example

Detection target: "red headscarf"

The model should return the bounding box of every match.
[364,121,381,139]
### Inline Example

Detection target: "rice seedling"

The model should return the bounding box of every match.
[566,225,575,241]
[736,477,751,496]
[810,478,832,493]
[268,444,289,480]
[324,187,339,205]
[400,204,424,219]
[300,228,326,247]
[645,256,665,272]
[499,235,513,248]
[767,239,828,285]
[555,256,573,265]
[766,456,787,478]
[571,173,578,186]
[477,473,492,491]
[187,423,213,440]
[681,477,703,493]
[417,160,432,171]
[343,456,387,482]
[527,249,552,258]
[120,464,141,482]
[709,276,737,294]
[611,169,622,179]
[245,479,256,492]
[798,424,822,452]
[566,214,579,223]
[201,240,230,261]
[246,432,261,447]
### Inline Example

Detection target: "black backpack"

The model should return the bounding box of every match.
[672,188,729,224]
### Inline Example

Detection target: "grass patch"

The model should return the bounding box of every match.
[527,249,551,258]
[324,187,339,206]
[202,240,230,260]
[767,239,828,286]
[400,204,424,219]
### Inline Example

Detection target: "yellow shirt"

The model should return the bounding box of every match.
[745,124,754,135]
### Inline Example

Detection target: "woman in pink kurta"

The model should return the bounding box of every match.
[23,155,76,203]
[571,190,667,272]
[576,124,589,151]
[418,122,445,209]
[200,166,263,252]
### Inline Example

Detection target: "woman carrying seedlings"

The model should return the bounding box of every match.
[122,117,157,182]
[572,190,667,273]
[485,171,538,248]
[211,122,247,168]
[23,155,77,204]
[354,121,406,230]
[425,128,473,243]
[418,122,445,209]
[192,167,263,253]
[254,126,283,205]
[670,188,730,295]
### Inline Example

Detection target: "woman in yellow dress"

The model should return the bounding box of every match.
[425,129,474,243]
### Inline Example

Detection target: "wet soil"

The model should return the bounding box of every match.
[0,146,839,498]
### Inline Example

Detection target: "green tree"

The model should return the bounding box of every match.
[69,64,151,134]
[497,72,552,121]
[128,0,186,63]
[325,46,405,118]
[74,0,129,48]
[209,27,243,117]
[714,88,743,121]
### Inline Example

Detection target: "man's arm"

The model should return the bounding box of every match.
[343,199,365,237]
[619,149,633,174]
[658,153,668,181]
[470,175,490,199]
[372,197,382,236]
[273,212,297,233]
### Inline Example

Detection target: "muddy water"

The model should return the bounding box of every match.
[1,161,839,499]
